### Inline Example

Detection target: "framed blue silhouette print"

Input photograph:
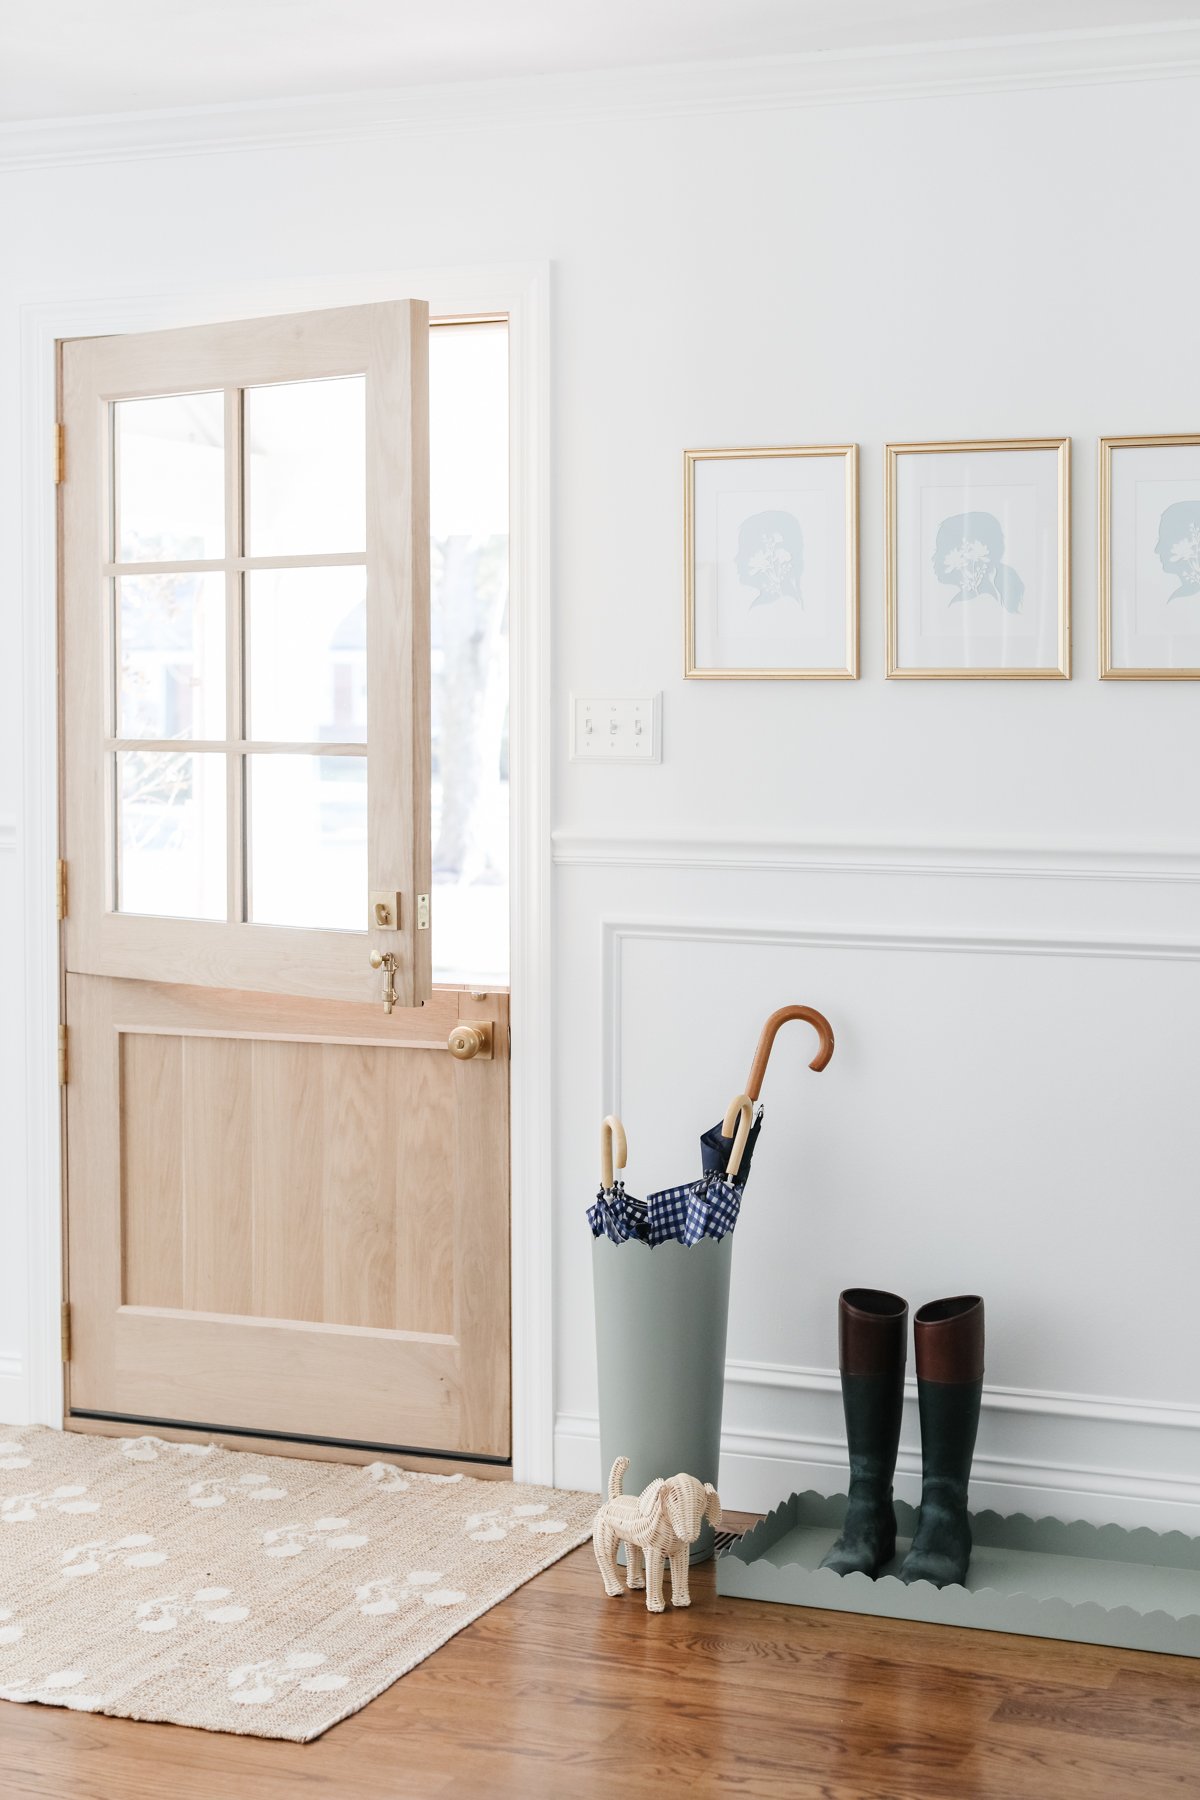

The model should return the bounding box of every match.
[1100,435,1200,680]
[685,445,858,679]
[886,439,1070,679]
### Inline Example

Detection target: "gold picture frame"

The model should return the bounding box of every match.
[684,444,859,680]
[885,438,1071,680]
[1099,434,1200,681]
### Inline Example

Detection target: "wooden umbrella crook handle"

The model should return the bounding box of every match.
[600,1115,628,1191]
[747,1005,835,1100]
[722,1094,754,1181]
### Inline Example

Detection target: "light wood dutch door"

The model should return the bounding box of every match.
[58,304,511,1462]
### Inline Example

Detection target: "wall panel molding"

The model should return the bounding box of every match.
[557,831,1200,885]
[602,921,1200,1112]
[2,24,1200,172]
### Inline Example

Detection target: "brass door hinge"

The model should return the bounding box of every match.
[54,423,65,485]
[56,858,68,921]
[58,1024,68,1086]
[61,1302,71,1363]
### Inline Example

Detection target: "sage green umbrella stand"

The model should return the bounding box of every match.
[592,1232,733,1565]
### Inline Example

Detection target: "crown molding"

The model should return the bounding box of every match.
[2,22,1200,173]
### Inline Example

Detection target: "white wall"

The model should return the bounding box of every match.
[2,48,1198,1524]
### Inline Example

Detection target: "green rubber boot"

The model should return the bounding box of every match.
[819,1289,908,1579]
[899,1295,985,1590]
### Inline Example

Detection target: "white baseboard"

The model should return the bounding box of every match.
[0,1354,27,1427]
[554,1409,1200,1535]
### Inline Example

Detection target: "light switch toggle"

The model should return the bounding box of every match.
[570,695,661,762]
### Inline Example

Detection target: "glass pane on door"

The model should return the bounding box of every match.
[246,566,367,744]
[115,391,225,563]
[247,754,367,930]
[117,572,226,739]
[245,376,366,557]
[116,749,227,920]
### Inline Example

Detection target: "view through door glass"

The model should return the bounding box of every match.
[430,320,509,988]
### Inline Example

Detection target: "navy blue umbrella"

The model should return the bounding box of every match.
[699,1004,834,1189]
[646,1094,753,1247]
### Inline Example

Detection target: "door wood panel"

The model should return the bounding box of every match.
[66,974,510,1457]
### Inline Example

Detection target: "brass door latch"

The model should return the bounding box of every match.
[369,950,398,1013]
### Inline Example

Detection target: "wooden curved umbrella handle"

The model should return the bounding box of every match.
[722,1094,754,1181]
[600,1115,628,1190]
[747,1005,835,1099]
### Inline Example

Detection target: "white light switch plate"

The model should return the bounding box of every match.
[570,694,661,762]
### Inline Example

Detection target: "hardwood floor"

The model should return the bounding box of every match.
[3,1520,1199,1798]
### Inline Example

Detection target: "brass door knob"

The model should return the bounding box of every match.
[447,1022,493,1061]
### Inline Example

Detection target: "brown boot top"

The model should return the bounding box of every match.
[913,1294,985,1384]
[838,1288,909,1375]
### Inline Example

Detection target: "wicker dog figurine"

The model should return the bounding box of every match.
[593,1456,722,1612]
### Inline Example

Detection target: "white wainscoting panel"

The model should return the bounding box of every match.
[553,841,1200,1529]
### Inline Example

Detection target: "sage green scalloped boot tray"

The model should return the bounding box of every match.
[717,1491,1200,1658]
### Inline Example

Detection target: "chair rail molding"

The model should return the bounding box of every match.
[16,263,553,1481]
[554,831,1200,885]
[2,23,1200,171]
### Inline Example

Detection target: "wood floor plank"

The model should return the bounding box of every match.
[2,1538,1198,1799]
[992,1683,1200,1746]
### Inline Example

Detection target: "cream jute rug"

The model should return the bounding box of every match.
[0,1426,595,1741]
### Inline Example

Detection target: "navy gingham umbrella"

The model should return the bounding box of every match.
[586,1117,649,1243]
[645,1095,753,1247]
[586,1100,753,1249]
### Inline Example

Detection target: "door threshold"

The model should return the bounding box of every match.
[68,1410,514,1479]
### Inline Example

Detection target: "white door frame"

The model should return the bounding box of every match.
[16,263,554,1483]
